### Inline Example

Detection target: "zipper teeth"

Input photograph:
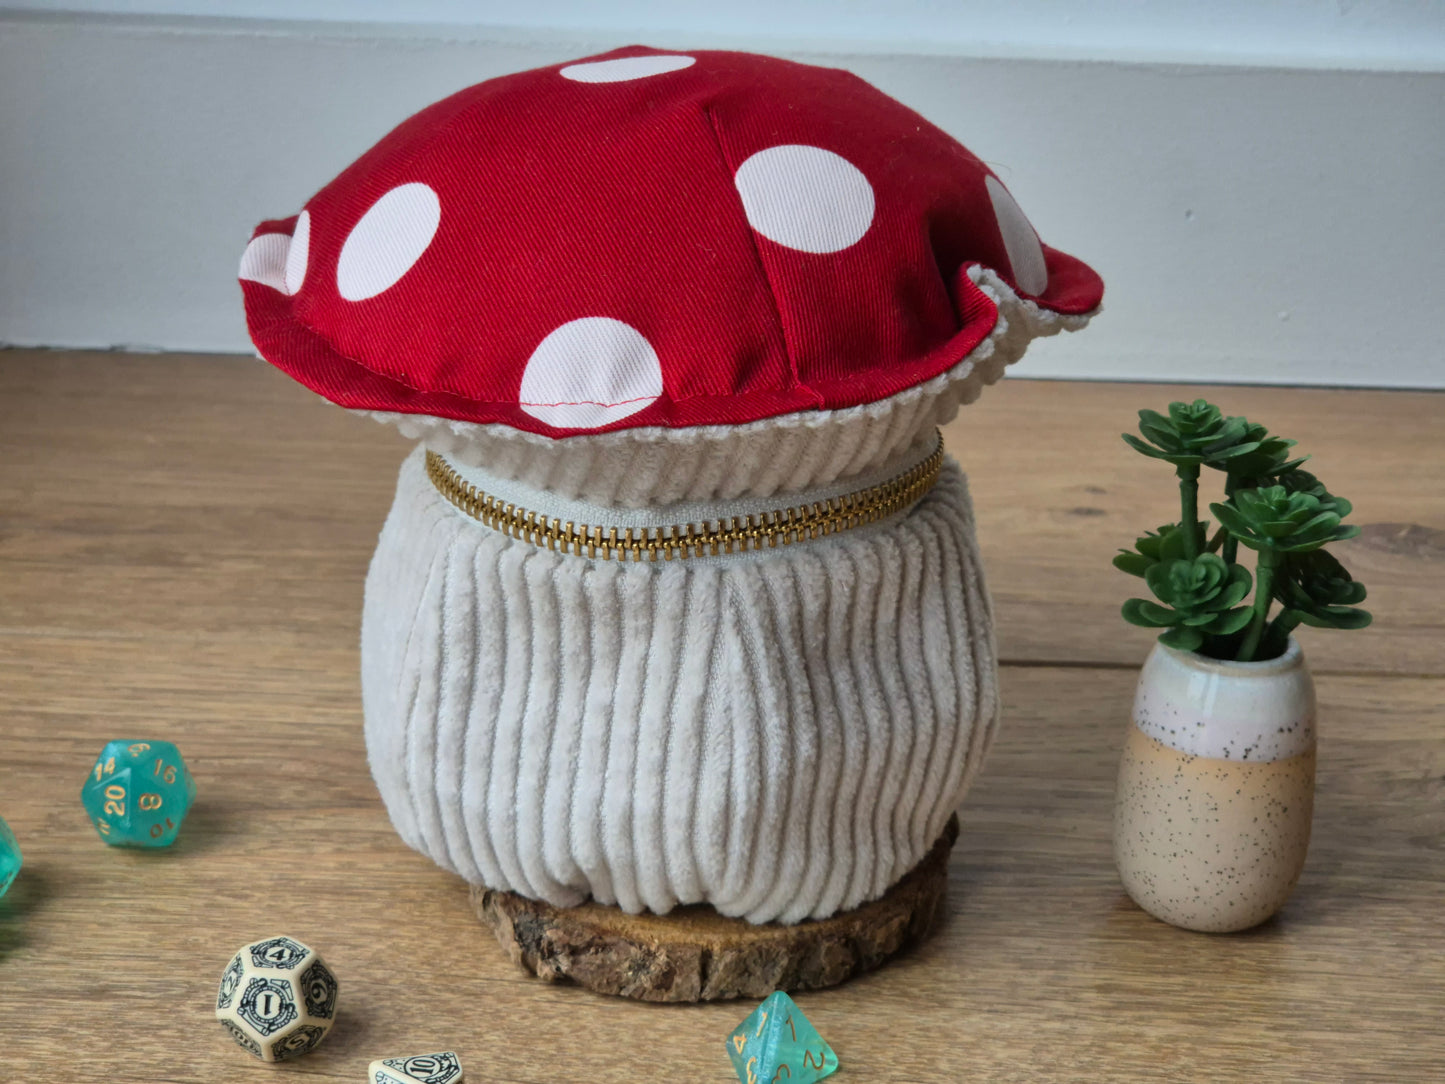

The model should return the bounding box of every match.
[424,429,944,562]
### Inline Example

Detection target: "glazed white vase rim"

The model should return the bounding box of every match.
[1133,638,1315,763]
[1160,637,1305,677]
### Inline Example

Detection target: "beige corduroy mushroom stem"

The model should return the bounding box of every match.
[360,440,999,925]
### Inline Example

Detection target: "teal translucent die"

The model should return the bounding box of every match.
[726,991,838,1084]
[80,740,197,848]
[0,815,20,897]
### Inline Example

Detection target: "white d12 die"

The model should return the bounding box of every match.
[370,1051,464,1083]
[215,935,339,1063]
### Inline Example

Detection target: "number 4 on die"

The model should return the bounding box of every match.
[727,991,838,1084]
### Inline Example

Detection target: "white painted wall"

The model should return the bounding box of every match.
[7,0,1445,69]
[1,10,1443,386]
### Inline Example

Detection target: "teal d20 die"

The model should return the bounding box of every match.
[80,740,197,847]
[726,991,838,1084]
[0,815,21,897]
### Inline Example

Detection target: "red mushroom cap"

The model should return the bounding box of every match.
[240,46,1103,438]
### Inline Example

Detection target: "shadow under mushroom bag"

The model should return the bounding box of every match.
[240,47,1103,926]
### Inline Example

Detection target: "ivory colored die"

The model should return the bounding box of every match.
[215,936,338,1062]
[369,1052,464,1083]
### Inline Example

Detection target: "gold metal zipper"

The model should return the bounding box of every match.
[424,429,944,562]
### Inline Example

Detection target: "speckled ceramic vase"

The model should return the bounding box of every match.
[1114,639,1316,933]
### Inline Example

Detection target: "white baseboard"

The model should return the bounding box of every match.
[2,13,1442,387]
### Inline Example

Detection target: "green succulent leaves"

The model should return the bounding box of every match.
[1118,399,1370,662]
[1121,400,1261,470]
[1276,550,1372,630]
[1209,485,1359,554]
[1112,523,1205,578]
[1275,469,1352,518]
[1205,420,1308,482]
[1122,554,1254,653]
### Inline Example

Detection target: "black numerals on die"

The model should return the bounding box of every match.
[250,936,309,970]
[274,1024,327,1061]
[238,978,298,1036]
[217,954,245,1011]
[300,959,338,1019]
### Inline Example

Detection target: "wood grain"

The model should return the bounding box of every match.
[473,817,956,1002]
[1,351,1442,1082]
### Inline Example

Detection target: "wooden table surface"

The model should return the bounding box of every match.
[1,350,1441,1083]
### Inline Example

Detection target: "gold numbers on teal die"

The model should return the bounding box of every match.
[80,740,197,848]
[726,991,838,1084]
[0,815,21,898]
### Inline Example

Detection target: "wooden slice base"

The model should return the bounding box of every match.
[472,815,958,1002]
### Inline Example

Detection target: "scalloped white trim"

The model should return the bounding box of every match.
[363,268,1096,505]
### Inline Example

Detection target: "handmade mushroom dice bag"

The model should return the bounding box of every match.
[240,47,1103,925]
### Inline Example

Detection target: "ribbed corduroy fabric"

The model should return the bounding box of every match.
[361,445,998,925]
[367,267,1090,506]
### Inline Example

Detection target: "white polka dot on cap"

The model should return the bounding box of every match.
[336,182,441,302]
[519,317,664,430]
[734,144,875,254]
[284,209,310,295]
[985,175,1049,296]
[238,232,292,294]
[560,54,696,83]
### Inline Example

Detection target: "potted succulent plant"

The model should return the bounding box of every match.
[1111,400,1370,932]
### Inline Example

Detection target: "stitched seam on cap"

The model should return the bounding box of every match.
[699,104,824,410]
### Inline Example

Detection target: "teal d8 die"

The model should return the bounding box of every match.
[0,815,21,897]
[81,740,197,847]
[726,991,838,1084]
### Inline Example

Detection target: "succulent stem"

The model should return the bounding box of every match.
[1176,465,1201,560]
[1237,549,1281,661]
[1221,474,1240,566]
[1264,608,1302,654]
